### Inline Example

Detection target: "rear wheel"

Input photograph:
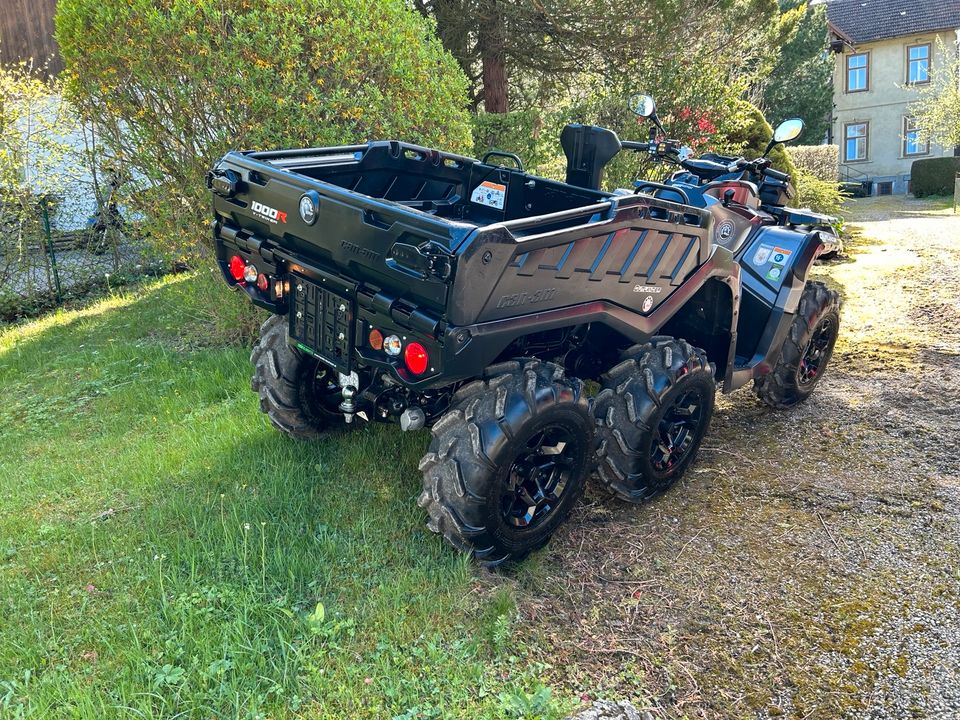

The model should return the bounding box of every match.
[755,281,841,408]
[593,338,715,503]
[418,360,594,567]
[251,315,352,439]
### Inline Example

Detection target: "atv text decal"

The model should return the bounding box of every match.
[251,201,287,224]
[496,287,559,309]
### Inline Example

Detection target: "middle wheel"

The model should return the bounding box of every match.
[594,337,716,503]
[418,359,594,567]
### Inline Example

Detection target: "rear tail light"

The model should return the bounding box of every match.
[228,255,245,282]
[256,273,270,292]
[368,329,384,351]
[243,263,258,283]
[404,342,429,375]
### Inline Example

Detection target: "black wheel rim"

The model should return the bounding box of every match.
[306,361,345,421]
[650,389,705,474]
[502,424,580,530]
[798,316,836,386]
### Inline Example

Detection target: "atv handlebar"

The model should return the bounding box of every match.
[621,136,792,185]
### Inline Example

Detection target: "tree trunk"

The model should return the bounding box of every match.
[478,2,508,113]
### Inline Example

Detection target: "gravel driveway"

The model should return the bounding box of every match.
[509,196,960,719]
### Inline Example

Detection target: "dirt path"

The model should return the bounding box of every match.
[512,197,960,719]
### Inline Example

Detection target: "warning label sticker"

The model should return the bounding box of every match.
[471,181,507,210]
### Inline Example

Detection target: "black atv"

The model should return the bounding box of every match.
[208,95,841,566]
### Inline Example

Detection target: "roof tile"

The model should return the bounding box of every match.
[827,0,960,44]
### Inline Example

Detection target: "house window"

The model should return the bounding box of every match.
[844,122,868,162]
[907,43,930,84]
[876,182,893,196]
[846,53,869,92]
[903,117,929,156]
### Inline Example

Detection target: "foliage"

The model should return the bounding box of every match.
[910,38,960,151]
[720,100,796,176]
[0,275,574,720]
[758,1,833,144]
[910,156,960,197]
[471,109,566,173]
[793,170,844,216]
[419,0,801,116]
[0,63,73,196]
[788,145,839,182]
[56,0,473,260]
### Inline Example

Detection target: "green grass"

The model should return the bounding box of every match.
[0,275,571,719]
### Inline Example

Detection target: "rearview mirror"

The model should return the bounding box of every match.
[629,94,656,119]
[773,118,804,144]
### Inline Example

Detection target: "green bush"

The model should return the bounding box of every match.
[788,145,838,182]
[793,169,844,217]
[56,0,473,261]
[720,100,796,177]
[472,110,564,174]
[910,156,960,197]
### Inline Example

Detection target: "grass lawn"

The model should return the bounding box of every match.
[0,275,572,719]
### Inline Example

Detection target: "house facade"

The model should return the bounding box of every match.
[826,0,960,195]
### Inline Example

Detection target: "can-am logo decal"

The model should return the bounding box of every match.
[251,201,287,224]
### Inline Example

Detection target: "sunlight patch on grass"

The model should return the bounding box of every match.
[0,277,573,720]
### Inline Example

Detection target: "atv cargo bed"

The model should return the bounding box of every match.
[211,140,725,387]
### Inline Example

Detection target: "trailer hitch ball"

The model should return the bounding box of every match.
[339,385,357,424]
[400,406,426,432]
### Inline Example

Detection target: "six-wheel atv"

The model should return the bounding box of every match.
[208,95,841,566]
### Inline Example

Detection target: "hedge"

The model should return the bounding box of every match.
[788,145,839,182]
[910,156,960,197]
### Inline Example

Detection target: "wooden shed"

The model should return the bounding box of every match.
[0,0,62,76]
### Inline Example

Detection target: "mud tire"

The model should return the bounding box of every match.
[418,360,594,567]
[755,281,841,408]
[593,337,715,503]
[250,315,351,439]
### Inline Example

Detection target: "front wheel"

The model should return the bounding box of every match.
[418,360,594,567]
[755,281,841,408]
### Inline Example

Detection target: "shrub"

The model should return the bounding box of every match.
[910,156,960,197]
[56,0,473,261]
[720,100,796,177]
[793,169,844,217]
[471,110,568,177]
[788,145,838,182]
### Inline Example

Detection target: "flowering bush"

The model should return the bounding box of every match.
[56,0,472,260]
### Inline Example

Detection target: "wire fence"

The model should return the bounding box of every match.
[1,65,164,321]
[0,193,162,320]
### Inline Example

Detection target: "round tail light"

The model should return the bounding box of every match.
[256,273,270,292]
[243,263,258,283]
[228,255,245,281]
[368,329,384,351]
[383,334,402,356]
[404,342,429,375]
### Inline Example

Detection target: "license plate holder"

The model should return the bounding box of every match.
[288,275,354,372]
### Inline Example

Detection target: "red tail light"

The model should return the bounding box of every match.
[228,255,245,282]
[404,342,429,375]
